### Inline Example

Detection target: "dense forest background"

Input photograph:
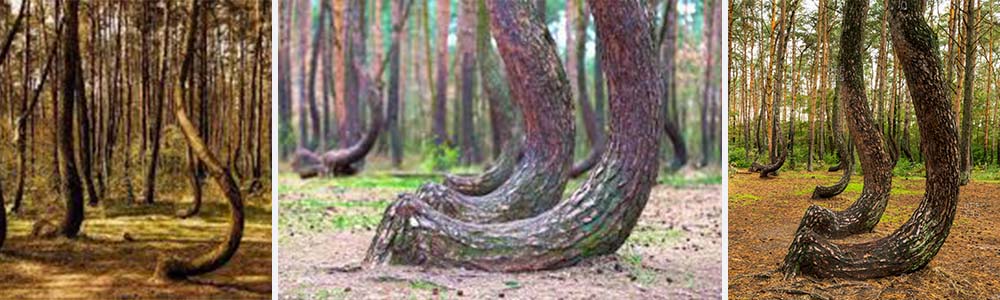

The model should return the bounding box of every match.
[278,0,723,173]
[729,0,1000,179]
[0,0,272,298]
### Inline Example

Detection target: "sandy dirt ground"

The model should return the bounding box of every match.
[729,171,1000,299]
[278,173,722,300]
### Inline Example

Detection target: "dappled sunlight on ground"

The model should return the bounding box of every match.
[0,184,273,299]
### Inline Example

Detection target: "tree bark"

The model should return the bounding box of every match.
[388,0,404,168]
[153,0,245,281]
[958,0,976,185]
[433,0,450,147]
[478,0,516,159]
[278,0,294,159]
[443,138,522,196]
[783,0,961,279]
[458,0,481,165]
[401,0,576,224]
[659,0,687,172]
[143,0,171,205]
[55,0,86,238]
[365,0,663,271]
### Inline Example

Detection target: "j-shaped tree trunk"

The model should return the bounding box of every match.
[56,0,86,238]
[365,0,662,271]
[813,86,852,199]
[569,0,606,179]
[402,0,575,224]
[444,138,523,196]
[783,0,960,279]
[155,0,245,281]
[787,0,893,239]
[659,0,687,172]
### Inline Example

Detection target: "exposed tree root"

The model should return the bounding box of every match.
[782,0,960,279]
[443,140,523,196]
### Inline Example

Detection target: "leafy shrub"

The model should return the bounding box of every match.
[420,143,459,172]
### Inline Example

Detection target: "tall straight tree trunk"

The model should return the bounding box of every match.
[278,0,292,159]
[388,0,405,167]
[433,0,450,147]
[958,0,976,185]
[366,0,663,271]
[783,0,961,279]
[307,4,327,150]
[56,0,86,238]
[143,0,170,205]
[569,0,604,178]
[458,0,481,165]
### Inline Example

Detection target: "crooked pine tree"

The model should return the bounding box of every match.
[788,0,893,239]
[443,138,523,196]
[364,0,664,271]
[812,87,853,199]
[154,0,249,280]
[290,0,415,177]
[782,0,960,279]
[403,0,575,224]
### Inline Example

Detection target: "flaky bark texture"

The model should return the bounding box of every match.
[443,139,523,196]
[403,0,575,223]
[782,0,960,279]
[789,0,893,239]
[364,0,662,271]
[155,0,245,280]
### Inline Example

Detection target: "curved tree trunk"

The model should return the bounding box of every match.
[52,0,86,238]
[781,0,960,279]
[155,0,246,281]
[786,0,893,239]
[659,0,687,172]
[400,0,575,224]
[813,86,852,199]
[364,0,662,271]
[443,139,522,196]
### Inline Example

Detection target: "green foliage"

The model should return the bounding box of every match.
[892,157,925,178]
[658,173,722,187]
[420,143,460,173]
[728,145,751,168]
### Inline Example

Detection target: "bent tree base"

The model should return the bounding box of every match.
[365,0,663,272]
[443,140,523,196]
[782,0,960,279]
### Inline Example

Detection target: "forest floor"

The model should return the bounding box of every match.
[277,169,723,299]
[0,176,273,299]
[729,170,1000,299]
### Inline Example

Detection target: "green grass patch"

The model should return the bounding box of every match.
[879,204,915,226]
[729,193,760,206]
[658,172,722,188]
[619,248,658,286]
[279,197,389,233]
